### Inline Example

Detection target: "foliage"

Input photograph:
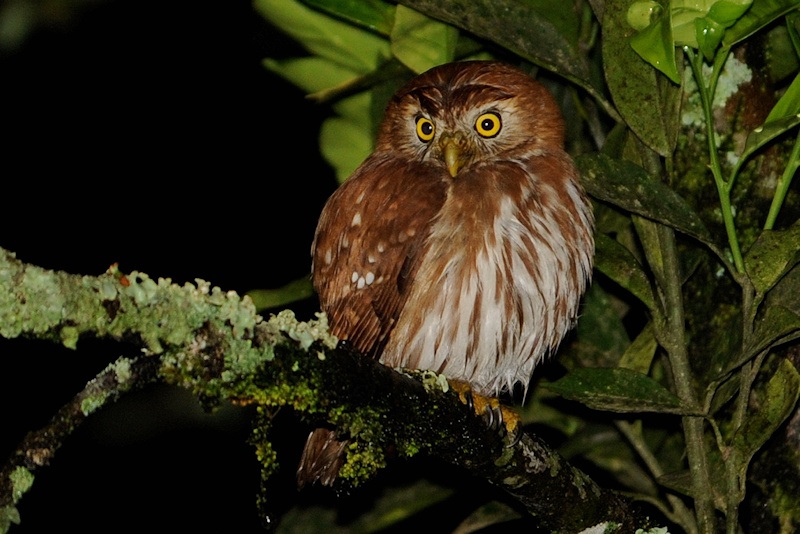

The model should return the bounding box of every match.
[255,0,800,532]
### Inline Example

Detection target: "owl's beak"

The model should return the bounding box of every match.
[439,133,471,177]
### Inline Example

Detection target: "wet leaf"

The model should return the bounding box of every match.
[630,3,680,83]
[765,71,800,123]
[732,359,800,469]
[544,367,693,414]
[390,5,458,73]
[595,233,656,310]
[577,154,715,247]
[723,0,800,48]
[741,113,800,163]
[604,0,681,156]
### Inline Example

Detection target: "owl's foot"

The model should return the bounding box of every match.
[448,380,522,446]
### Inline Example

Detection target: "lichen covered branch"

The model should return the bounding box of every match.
[0,248,646,532]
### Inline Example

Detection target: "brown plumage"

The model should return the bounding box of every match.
[298,61,594,487]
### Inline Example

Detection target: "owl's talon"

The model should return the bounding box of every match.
[505,422,523,448]
[463,390,475,412]
[482,404,496,429]
[447,379,520,436]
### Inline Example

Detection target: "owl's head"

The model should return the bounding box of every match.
[376,61,566,177]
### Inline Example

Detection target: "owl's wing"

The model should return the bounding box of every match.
[312,155,447,358]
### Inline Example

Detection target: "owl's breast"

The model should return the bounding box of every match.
[378,159,592,395]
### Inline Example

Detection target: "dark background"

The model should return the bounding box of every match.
[1,1,335,531]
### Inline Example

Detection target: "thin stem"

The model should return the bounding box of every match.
[658,223,717,533]
[616,421,698,534]
[764,131,800,230]
[637,145,717,532]
[686,47,744,273]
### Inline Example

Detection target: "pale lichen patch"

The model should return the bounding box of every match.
[268,310,338,350]
[80,389,110,416]
[9,466,33,502]
[398,368,449,393]
[113,357,132,383]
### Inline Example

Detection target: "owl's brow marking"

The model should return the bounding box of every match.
[452,85,514,109]
[405,86,443,115]
[405,84,514,119]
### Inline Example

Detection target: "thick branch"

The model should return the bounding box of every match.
[0,248,649,532]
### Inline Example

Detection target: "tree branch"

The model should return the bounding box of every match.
[0,248,649,532]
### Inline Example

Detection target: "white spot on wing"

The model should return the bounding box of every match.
[351,212,362,226]
[365,272,375,285]
[351,271,359,283]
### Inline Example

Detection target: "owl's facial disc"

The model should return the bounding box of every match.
[437,131,473,177]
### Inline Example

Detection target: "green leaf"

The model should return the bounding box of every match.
[247,277,315,312]
[604,0,682,156]
[262,56,361,95]
[741,113,800,164]
[390,5,458,73]
[255,0,390,73]
[695,0,753,58]
[766,257,800,316]
[577,154,715,247]
[0,505,21,534]
[706,0,753,25]
[302,0,397,36]
[719,302,800,380]
[630,3,681,82]
[723,0,800,48]
[571,284,631,368]
[544,368,693,414]
[744,220,800,296]
[738,305,800,369]
[765,71,800,123]
[695,16,727,60]
[789,11,800,57]
[275,478,454,532]
[320,115,375,182]
[618,323,659,374]
[732,359,800,469]
[658,450,726,502]
[657,470,694,498]
[397,0,610,112]
[594,233,657,310]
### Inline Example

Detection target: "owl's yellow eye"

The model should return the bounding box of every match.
[475,112,502,138]
[416,117,435,142]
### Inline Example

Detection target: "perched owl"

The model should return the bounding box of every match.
[298,60,594,487]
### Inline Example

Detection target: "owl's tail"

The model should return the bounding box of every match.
[297,428,348,488]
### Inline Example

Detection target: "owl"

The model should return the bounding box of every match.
[298,60,594,487]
